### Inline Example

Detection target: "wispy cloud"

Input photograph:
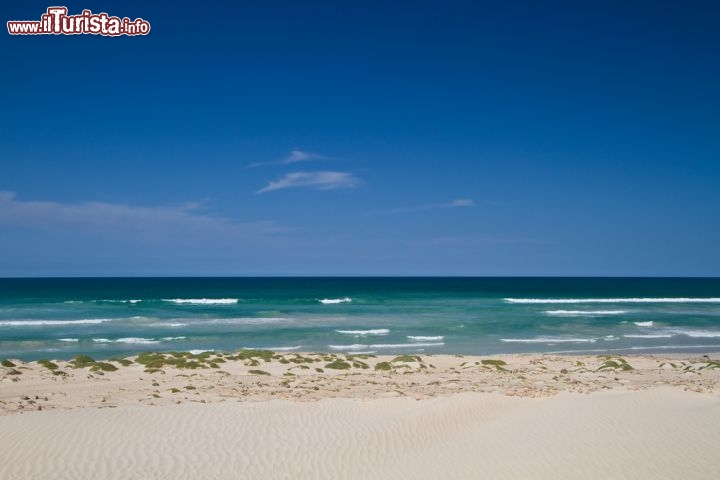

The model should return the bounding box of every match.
[387,198,475,214]
[0,191,283,241]
[257,171,362,194]
[248,149,326,168]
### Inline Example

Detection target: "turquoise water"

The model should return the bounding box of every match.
[1,277,719,360]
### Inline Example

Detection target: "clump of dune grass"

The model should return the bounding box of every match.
[2,359,16,368]
[184,385,196,390]
[237,349,276,362]
[37,359,59,371]
[169,388,180,393]
[392,355,422,363]
[248,369,271,376]
[352,361,369,369]
[481,359,508,371]
[597,357,633,372]
[69,355,96,368]
[109,357,134,367]
[324,360,351,370]
[375,361,393,371]
[90,362,118,372]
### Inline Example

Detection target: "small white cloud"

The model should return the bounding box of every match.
[446,199,474,207]
[0,190,283,241]
[249,149,326,168]
[387,198,475,214]
[257,171,362,194]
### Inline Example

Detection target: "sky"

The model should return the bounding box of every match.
[1,1,719,276]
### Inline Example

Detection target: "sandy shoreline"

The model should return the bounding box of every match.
[2,352,719,479]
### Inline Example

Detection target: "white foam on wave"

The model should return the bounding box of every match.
[336,329,389,336]
[189,349,214,355]
[115,337,161,345]
[547,344,719,354]
[161,336,186,341]
[329,342,444,350]
[545,310,628,316]
[407,335,444,341]
[668,328,720,338]
[58,338,79,342]
[506,298,720,304]
[92,337,161,344]
[623,334,674,339]
[319,297,352,304]
[329,344,367,350]
[623,328,720,339]
[163,298,239,305]
[99,299,142,304]
[0,319,112,326]
[500,336,597,344]
[371,342,444,348]
[634,321,654,327]
[262,346,303,351]
[150,317,287,327]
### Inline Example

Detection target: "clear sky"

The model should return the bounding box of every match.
[1,1,719,276]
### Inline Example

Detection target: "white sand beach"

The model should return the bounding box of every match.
[1,352,719,479]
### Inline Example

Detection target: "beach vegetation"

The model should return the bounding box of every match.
[315,368,324,373]
[7,368,22,375]
[237,349,275,362]
[37,359,59,370]
[90,362,118,372]
[1,360,16,368]
[184,385,196,390]
[481,359,507,367]
[169,388,180,393]
[109,357,134,366]
[375,362,392,371]
[248,369,271,375]
[392,355,422,363]
[597,357,633,372]
[69,355,96,368]
[325,360,351,370]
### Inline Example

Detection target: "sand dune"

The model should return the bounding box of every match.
[0,388,718,479]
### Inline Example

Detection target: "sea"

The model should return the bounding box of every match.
[1,277,719,361]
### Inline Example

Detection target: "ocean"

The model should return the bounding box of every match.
[1,277,719,361]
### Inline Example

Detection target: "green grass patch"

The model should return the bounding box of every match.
[248,369,271,376]
[108,357,133,366]
[375,362,393,371]
[90,362,118,372]
[37,359,59,371]
[597,357,633,372]
[237,349,276,362]
[481,359,507,367]
[392,355,422,363]
[69,355,96,368]
[325,360,351,370]
[2,359,16,368]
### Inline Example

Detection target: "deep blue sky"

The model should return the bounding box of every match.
[1,1,719,276]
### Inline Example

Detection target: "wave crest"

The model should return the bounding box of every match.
[506,298,720,304]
